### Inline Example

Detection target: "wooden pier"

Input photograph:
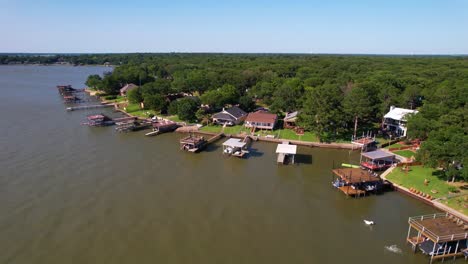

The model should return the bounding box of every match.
[332,168,382,197]
[180,132,224,153]
[66,103,115,111]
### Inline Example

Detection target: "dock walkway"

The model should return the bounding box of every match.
[66,103,115,111]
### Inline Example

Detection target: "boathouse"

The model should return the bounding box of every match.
[276,142,297,164]
[222,138,249,157]
[212,106,247,126]
[86,114,114,126]
[332,168,382,197]
[180,134,207,153]
[119,83,138,96]
[244,110,277,130]
[406,213,467,263]
[360,149,396,171]
[383,106,418,137]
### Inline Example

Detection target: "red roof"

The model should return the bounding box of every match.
[245,110,277,123]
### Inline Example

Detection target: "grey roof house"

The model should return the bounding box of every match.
[212,106,247,126]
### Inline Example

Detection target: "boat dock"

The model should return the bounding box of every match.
[145,120,179,136]
[276,142,297,164]
[67,104,115,111]
[406,213,467,263]
[222,137,250,158]
[332,168,382,197]
[180,132,223,153]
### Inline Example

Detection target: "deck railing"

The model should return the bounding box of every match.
[409,213,468,242]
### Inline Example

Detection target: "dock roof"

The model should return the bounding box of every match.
[361,150,395,160]
[332,168,381,184]
[276,143,297,155]
[223,138,246,148]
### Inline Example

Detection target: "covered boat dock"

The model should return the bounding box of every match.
[360,149,396,171]
[407,213,468,263]
[276,143,297,164]
[222,138,249,157]
[332,168,382,197]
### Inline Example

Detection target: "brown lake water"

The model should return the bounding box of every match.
[0,65,451,263]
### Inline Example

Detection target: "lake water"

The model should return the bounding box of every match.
[0,65,450,263]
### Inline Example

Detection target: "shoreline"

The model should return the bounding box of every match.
[381,166,467,221]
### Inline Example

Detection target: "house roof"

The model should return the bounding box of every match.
[276,143,297,155]
[120,83,138,93]
[245,110,277,124]
[212,113,236,121]
[361,150,395,160]
[384,107,418,121]
[223,138,246,148]
[284,111,299,121]
[224,106,247,119]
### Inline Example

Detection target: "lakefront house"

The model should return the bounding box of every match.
[119,83,138,96]
[244,110,278,130]
[383,106,418,137]
[212,106,248,126]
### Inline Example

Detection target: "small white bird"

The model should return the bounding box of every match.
[364,220,375,225]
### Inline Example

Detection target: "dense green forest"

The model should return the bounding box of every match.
[3,53,466,180]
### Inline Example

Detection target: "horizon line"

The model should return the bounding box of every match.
[1,52,468,57]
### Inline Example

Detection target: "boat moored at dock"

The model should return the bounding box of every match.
[332,167,383,197]
[222,138,249,158]
[180,134,207,152]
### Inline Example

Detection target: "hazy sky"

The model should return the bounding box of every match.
[1,0,467,54]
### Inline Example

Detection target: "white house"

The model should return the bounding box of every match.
[383,106,418,137]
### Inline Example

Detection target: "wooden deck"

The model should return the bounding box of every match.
[338,186,366,196]
[409,215,467,242]
[332,168,380,184]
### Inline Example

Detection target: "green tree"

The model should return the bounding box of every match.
[144,94,167,112]
[85,74,102,90]
[238,95,256,112]
[173,97,200,122]
[299,84,345,142]
[343,84,376,138]
[127,88,143,104]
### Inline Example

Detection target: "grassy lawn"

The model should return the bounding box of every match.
[376,136,392,147]
[276,129,318,142]
[165,115,183,122]
[385,143,404,149]
[443,195,468,215]
[386,166,454,199]
[200,125,248,134]
[111,96,126,103]
[200,125,319,142]
[123,103,155,118]
[393,150,416,159]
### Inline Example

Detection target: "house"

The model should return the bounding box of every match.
[212,106,247,126]
[283,111,299,129]
[383,106,418,137]
[244,110,278,130]
[119,83,138,96]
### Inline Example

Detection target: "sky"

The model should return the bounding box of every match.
[1,0,467,54]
